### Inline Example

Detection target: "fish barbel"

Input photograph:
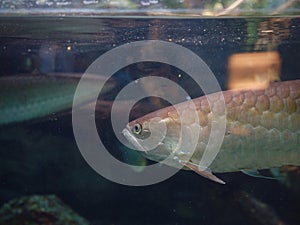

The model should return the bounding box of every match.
[0,74,114,125]
[123,80,300,184]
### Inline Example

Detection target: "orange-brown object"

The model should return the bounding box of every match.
[228,51,281,90]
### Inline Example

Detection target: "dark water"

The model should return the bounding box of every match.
[0,17,300,225]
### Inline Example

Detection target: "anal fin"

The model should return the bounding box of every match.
[184,161,226,185]
[241,169,277,180]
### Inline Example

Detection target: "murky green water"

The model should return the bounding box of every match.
[0,16,300,225]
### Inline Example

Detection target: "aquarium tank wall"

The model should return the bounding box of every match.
[0,1,300,225]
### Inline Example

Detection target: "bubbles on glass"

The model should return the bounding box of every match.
[140,0,159,7]
[72,40,226,186]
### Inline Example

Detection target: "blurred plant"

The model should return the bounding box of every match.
[0,195,90,225]
[99,0,138,9]
[199,0,300,16]
[1,0,298,13]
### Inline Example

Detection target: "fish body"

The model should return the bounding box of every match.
[0,74,114,125]
[123,80,300,183]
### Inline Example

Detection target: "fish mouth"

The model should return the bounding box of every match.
[122,125,147,152]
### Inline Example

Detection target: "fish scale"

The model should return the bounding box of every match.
[193,80,300,173]
[124,80,300,178]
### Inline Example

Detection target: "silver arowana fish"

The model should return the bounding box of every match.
[0,74,114,125]
[123,80,300,184]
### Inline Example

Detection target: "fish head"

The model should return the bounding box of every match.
[122,107,182,164]
[122,104,201,168]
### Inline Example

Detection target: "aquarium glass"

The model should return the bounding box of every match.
[0,1,300,225]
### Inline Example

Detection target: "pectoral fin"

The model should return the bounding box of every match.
[184,161,226,185]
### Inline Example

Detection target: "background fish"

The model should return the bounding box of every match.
[0,74,114,125]
[123,80,300,184]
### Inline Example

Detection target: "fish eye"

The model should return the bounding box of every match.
[133,123,142,135]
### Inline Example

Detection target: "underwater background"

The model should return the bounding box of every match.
[1,1,300,225]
